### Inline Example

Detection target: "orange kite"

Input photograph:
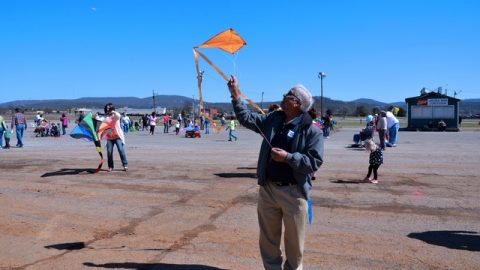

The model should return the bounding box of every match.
[193,28,264,117]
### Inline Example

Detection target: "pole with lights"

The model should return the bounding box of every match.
[318,72,326,117]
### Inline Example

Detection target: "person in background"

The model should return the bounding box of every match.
[60,113,69,135]
[177,113,182,127]
[142,114,149,131]
[121,113,130,134]
[226,119,237,141]
[0,115,11,149]
[200,115,205,130]
[438,120,447,131]
[204,116,210,134]
[163,114,171,133]
[376,111,388,150]
[96,103,128,172]
[308,108,322,129]
[321,109,331,138]
[175,121,180,135]
[0,115,6,148]
[363,140,383,184]
[3,128,11,149]
[386,111,400,147]
[220,115,226,127]
[149,112,157,135]
[11,108,27,148]
[34,112,42,125]
[228,75,324,270]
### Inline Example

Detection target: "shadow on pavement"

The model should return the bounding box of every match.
[45,241,174,252]
[45,242,86,250]
[237,167,256,170]
[407,230,480,251]
[215,172,257,178]
[345,145,366,151]
[41,168,96,177]
[83,262,228,270]
[331,179,361,184]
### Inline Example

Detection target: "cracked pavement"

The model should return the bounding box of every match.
[0,127,479,269]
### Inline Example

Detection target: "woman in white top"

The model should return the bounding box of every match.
[97,103,128,171]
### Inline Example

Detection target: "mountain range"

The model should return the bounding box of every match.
[0,96,478,116]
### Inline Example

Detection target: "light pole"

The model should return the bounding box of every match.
[261,91,264,112]
[152,89,157,113]
[318,72,326,117]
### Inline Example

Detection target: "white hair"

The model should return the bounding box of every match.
[291,84,313,112]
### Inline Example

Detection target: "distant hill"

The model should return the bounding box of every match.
[1,96,478,116]
[459,99,480,116]
[350,98,386,106]
[0,95,193,111]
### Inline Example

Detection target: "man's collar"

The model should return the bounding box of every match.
[285,113,304,125]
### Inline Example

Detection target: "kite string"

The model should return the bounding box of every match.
[194,48,264,114]
[221,50,239,77]
[232,52,238,77]
[253,122,273,149]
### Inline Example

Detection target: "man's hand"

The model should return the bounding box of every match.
[227,75,240,100]
[271,147,288,162]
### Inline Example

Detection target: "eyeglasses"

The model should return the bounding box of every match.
[283,91,301,103]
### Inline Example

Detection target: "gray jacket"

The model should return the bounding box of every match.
[232,99,324,199]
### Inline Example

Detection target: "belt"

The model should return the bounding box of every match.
[271,181,297,187]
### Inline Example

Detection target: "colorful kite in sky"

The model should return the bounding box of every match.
[193,28,264,116]
[70,112,104,172]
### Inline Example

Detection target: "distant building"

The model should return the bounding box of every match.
[405,90,460,131]
[205,108,218,116]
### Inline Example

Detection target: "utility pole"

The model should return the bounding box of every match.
[152,89,157,113]
[261,91,264,112]
[318,72,326,117]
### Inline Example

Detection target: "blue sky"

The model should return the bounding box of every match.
[1,0,478,104]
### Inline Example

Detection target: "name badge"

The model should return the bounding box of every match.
[287,130,295,138]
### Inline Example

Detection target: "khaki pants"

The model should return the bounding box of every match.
[258,182,307,270]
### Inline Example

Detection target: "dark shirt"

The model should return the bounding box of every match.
[266,115,303,184]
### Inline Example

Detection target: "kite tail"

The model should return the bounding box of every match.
[94,140,104,173]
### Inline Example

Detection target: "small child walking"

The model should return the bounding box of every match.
[363,140,383,184]
[4,129,11,148]
[175,121,180,135]
[1,116,11,149]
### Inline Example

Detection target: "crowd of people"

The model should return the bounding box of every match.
[353,109,400,149]
[0,109,176,149]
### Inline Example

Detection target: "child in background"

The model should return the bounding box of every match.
[3,127,11,149]
[363,140,383,184]
[0,116,10,148]
[175,121,180,135]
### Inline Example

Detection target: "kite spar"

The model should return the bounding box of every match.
[193,28,265,116]
[70,112,104,173]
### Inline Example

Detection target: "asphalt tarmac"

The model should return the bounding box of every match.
[0,126,479,269]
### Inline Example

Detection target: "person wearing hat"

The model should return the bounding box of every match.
[227,75,324,270]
